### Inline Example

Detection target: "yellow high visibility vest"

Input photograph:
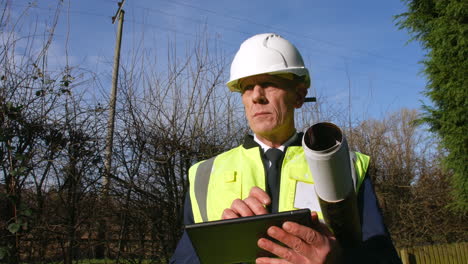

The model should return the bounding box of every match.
[189,145,370,223]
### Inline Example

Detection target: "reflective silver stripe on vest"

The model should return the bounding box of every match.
[349,151,357,191]
[194,157,216,222]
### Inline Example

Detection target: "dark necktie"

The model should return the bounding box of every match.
[264,148,283,213]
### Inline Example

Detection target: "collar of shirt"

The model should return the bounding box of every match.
[253,132,298,153]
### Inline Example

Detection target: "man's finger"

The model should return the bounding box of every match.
[283,221,325,247]
[255,257,285,264]
[268,225,311,258]
[221,208,239,219]
[244,196,269,215]
[309,212,334,237]
[231,198,255,217]
[249,186,271,205]
[257,234,301,264]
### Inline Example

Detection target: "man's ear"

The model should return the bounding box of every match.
[294,83,308,108]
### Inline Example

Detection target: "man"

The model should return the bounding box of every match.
[171,33,401,263]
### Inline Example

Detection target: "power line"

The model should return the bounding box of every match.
[9,2,112,20]
[9,1,424,88]
[12,1,419,71]
[131,4,253,38]
[155,0,419,68]
[127,4,418,75]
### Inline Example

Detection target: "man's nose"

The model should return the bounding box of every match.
[252,85,267,104]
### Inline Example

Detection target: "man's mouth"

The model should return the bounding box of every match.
[253,112,270,117]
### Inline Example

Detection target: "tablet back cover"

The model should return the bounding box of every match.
[185,209,312,264]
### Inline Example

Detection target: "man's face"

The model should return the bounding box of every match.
[241,74,302,140]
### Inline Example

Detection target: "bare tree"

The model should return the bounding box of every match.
[3,1,465,262]
[108,33,246,261]
[347,108,466,248]
[0,2,64,262]
[0,2,106,263]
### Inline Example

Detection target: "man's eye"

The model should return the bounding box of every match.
[243,84,254,91]
[261,82,276,87]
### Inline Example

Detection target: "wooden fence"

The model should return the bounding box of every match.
[399,242,467,264]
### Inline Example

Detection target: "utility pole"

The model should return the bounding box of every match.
[97,0,126,259]
[104,0,125,195]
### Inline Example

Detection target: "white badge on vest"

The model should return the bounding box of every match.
[294,181,321,213]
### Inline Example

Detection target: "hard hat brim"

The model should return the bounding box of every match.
[226,68,310,92]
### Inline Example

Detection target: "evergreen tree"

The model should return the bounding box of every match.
[396,0,467,212]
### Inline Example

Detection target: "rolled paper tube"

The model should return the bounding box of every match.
[302,122,361,247]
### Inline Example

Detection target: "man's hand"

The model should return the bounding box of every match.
[222,187,271,219]
[256,212,343,264]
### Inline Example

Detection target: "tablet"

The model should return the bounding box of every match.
[185,209,312,264]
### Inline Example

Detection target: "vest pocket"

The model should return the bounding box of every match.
[208,170,242,220]
[224,171,237,182]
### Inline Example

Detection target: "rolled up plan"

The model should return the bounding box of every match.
[302,122,361,247]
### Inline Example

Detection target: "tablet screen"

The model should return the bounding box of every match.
[185,209,312,264]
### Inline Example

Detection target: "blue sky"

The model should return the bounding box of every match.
[8,0,429,123]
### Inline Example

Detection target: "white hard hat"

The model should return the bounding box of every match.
[227,33,310,92]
